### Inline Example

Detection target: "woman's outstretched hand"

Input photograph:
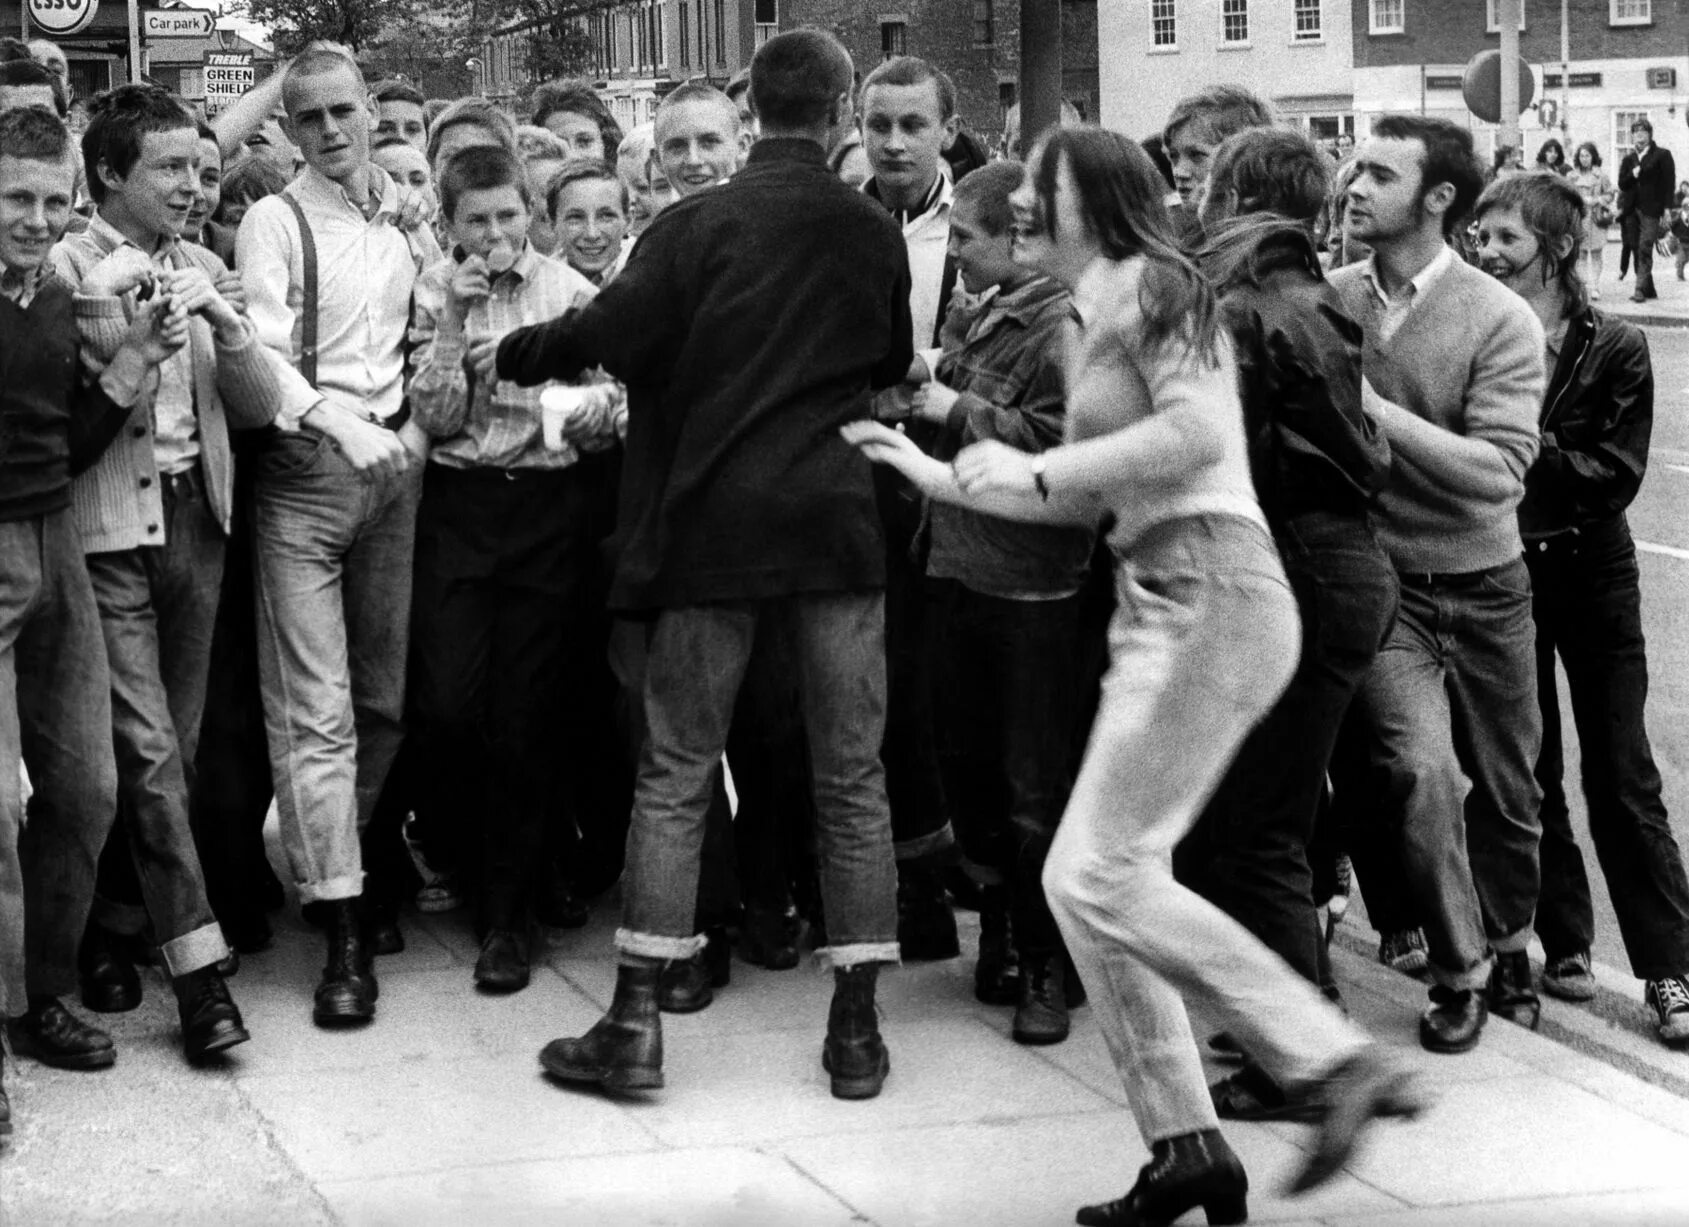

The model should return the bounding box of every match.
[841,419,929,477]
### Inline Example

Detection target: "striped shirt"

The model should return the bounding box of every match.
[409,245,624,470]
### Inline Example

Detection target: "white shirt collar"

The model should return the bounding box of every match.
[1364,242,1455,307]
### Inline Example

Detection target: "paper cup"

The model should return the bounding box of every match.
[540,385,596,451]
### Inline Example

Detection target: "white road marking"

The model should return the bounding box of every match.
[1636,539,1689,561]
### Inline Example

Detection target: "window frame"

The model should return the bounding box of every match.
[1221,0,1249,45]
[1150,0,1177,50]
[1609,0,1651,25]
[1292,0,1323,42]
[973,0,994,48]
[1369,0,1405,35]
[881,19,907,59]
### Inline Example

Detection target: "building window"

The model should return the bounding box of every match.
[973,0,994,46]
[678,2,689,66]
[1370,0,1404,34]
[1485,0,1526,31]
[1610,0,1650,23]
[882,20,906,59]
[754,0,777,44]
[714,0,725,63]
[1293,0,1321,40]
[657,0,667,68]
[1150,0,1176,47]
[1221,0,1248,43]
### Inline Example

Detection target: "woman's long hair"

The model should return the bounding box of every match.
[1029,126,1220,365]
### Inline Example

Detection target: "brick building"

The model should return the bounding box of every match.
[1352,0,1688,167]
[482,0,769,126]
[774,0,1101,144]
[1097,0,1357,142]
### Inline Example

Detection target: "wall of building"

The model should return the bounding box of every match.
[1350,0,1688,173]
[1098,0,1356,140]
[778,0,1099,144]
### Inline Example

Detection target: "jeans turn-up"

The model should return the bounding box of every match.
[1043,514,1366,1146]
[618,592,899,968]
[250,428,422,904]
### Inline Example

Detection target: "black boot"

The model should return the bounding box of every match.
[78,924,141,1014]
[1487,950,1541,1030]
[540,962,664,1092]
[1077,1129,1248,1226]
[7,997,116,1070]
[896,864,958,961]
[360,895,405,957]
[173,966,251,1061]
[473,929,531,993]
[822,963,889,1100]
[974,887,1018,1006]
[1012,952,1070,1046]
[659,927,731,1013]
[740,902,800,970]
[313,900,377,1027]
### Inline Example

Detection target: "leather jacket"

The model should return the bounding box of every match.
[1519,306,1652,539]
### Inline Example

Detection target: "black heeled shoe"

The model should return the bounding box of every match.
[1076,1129,1247,1226]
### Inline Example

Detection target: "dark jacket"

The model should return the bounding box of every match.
[925,274,1095,596]
[1619,143,1676,218]
[1519,306,1652,539]
[1196,218,1391,524]
[496,138,914,613]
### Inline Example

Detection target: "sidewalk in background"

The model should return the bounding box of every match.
[1585,239,1689,329]
[4,882,1688,1226]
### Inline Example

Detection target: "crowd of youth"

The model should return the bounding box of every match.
[3,25,1689,1225]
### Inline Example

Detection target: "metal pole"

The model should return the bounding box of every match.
[128,0,143,83]
[1019,0,1061,147]
[1560,0,1571,139]
[1498,0,1522,157]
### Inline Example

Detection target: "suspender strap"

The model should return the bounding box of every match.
[932,251,959,348]
[281,192,319,389]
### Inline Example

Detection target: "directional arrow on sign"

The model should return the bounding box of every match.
[140,9,216,38]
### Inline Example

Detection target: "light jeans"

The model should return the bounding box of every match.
[1044,514,1367,1147]
[250,428,422,904]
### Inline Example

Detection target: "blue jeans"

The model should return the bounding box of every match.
[1043,514,1365,1146]
[0,510,119,1015]
[1529,517,1689,979]
[1351,559,1543,991]
[618,593,898,968]
[1179,511,1398,987]
[84,469,228,976]
[251,429,422,904]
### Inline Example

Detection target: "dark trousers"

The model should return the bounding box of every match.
[1529,518,1689,979]
[1620,211,1641,278]
[1,510,118,1013]
[875,468,951,864]
[84,471,228,976]
[408,462,597,932]
[190,456,277,934]
[929,578,1079,959]
[1635,211,1663,298]
[1178,512,1398,986]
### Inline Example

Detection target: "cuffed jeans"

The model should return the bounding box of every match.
[251,428,422,905]
[1529,518,1689,979]
[1,510,118,1015]
[929,578,1080,960]
[617,593,898,969]
[84,469,228,976]
[1179,511,1398,987]
[1350,559,1543,991]
[1044,515,1365,1146]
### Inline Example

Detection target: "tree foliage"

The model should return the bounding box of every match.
[241,0,414,54]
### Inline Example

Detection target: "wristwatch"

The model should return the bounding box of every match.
[1030,455,1050,502]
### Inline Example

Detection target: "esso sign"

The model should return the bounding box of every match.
[28,0,99,37]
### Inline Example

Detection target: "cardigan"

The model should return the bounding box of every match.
[51,220,282,552]
[1330,253,1543,574]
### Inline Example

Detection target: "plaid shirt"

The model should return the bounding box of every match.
[410,245,624,470]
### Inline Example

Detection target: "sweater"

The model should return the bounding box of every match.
[1330,254,1544,573]
[0,279,131,522]
[497,138,914,612]
[51,223,282,552]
